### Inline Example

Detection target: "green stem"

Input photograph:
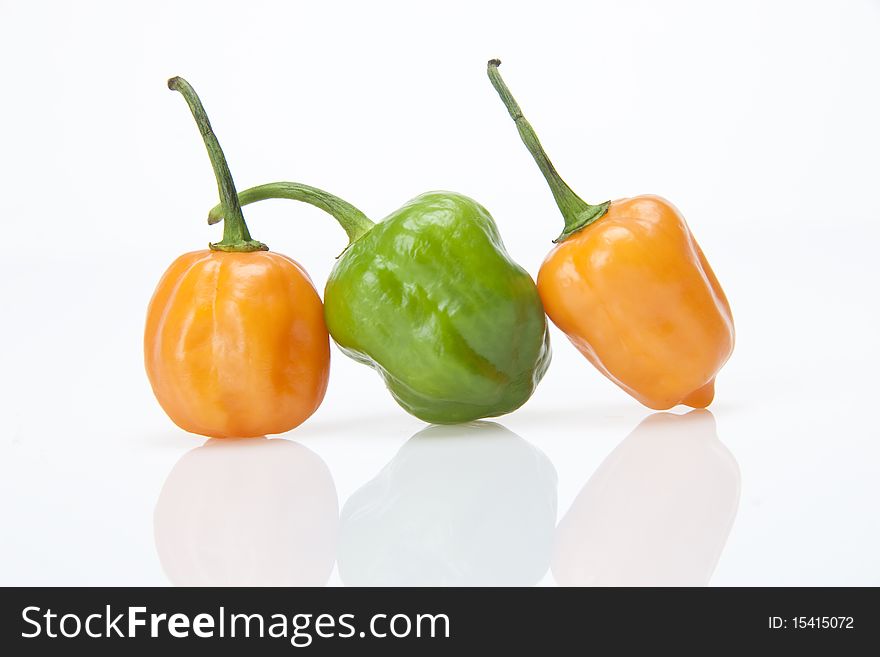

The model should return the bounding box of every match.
[207,182,375,246]
[486,59,610,242]
[168,76,267,252]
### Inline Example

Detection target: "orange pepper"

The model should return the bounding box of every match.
[145,78,329,437]
[488,61,733,409]
[538,196,733,409]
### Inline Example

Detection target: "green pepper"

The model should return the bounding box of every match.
[209,184,550,424]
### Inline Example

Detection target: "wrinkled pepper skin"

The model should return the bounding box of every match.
[145,251,330,437]
[538,195,734,410]
[325,192,551,424]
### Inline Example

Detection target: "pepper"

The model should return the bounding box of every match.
[209,185,550,424]
[144,78,330,438]
[487,60,734,410]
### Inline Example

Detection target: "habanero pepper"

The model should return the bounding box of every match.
[209,185,550,425]
[144,78,330,438]
[486,60,734,410]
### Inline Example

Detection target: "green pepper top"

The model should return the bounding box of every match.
[210,183,550,424]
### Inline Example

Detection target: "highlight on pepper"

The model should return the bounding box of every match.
[487,59,734,410]
[144,77,330,438]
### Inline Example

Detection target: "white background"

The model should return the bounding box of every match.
[1,0,878,586]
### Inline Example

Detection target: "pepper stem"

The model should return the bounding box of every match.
[486,60,610,242]
[168,76,267,252]
[208,182,375,247]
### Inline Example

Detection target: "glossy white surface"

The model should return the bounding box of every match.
[1,0,879,586]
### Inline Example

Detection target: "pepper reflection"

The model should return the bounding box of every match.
[154,438,338,586]
[553,410,740,586]
[338,422,558,586]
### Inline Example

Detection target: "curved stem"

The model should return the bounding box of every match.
[486,60,610,242]
[208,182,375,246]
[168,77,267,252]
